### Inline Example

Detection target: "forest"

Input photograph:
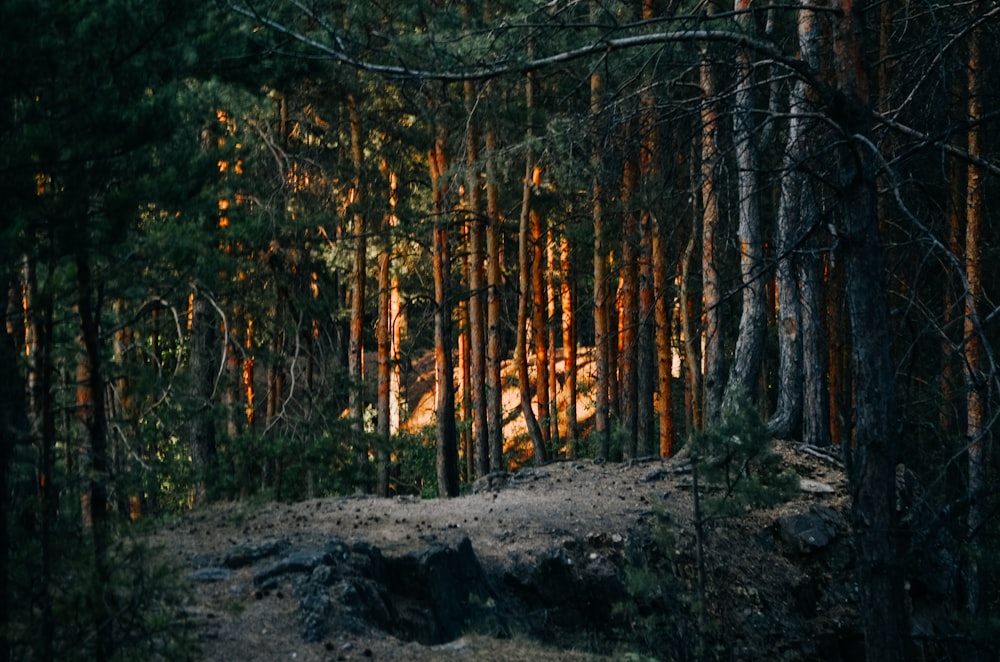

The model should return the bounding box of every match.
[1,0,998,660]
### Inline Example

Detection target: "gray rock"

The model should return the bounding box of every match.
[189,567,231,583]
[777,510,838,553]
[223,538,290,569]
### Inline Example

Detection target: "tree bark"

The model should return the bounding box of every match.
[430,133,460,498]
[591,64,611,459]
[829,2,911,657]
[347,94,369,489]
[964,3,986,617]
[375,171,395,497]
[768,82,806,439]
[188,290,219,503]
[485,126,506,473]
[725,0,766,408]
[700,34,724,426]
[75,237,114,661]
[464,72,490,480]
[516,154,549,464]
[559,234,578,456]
[619,137,640,460]
[530,165,551,447]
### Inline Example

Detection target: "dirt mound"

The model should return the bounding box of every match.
[152,444,856,661]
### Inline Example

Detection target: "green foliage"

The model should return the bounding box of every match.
[393,426,439,498]
[6,518,197,661]
[612,510,700,661]
[689,390,799,516]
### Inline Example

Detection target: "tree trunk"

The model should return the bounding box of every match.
[530,165,551,447]
[680,207,702,432]
[485,126,506,473]
[829,2,911,657]
[430,134,460,498]
[375,172,394,497]
[725,0,766,408]
[75,237,114,662]
[559,234,578,456]
[799,253,830,446]
[517,156,549,465]
[768,81,805,439]
[590,1,610,460]
[347,94,368,489]
[619,138,640,460]
[430,131,458,497]
[0,275,27,662]
[464,73,489,480]
[964,4,986,617]
[188,290,218,503]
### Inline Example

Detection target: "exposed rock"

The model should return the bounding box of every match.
[776,505,844,554]
[385,536,497,644]
[223,538,290,569]
[189,567,231,583]
[799,478,835,494]
[254,548,332,586]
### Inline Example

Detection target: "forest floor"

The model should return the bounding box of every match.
[150,442,857,661]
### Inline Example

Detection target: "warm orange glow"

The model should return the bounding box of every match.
[218,199,230,210]
[218,160,228,172]
[34,173,50,196]
[234,160,244,174]
[218,216,229,228]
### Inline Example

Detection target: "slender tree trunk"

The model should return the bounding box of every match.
[430,133,460,497]
[619,138,640,460]
[517,156,549,464]
[726,0,766,407]
[700,34,724,426]
[680,209,702,432]
[591,2,610,460]
[485,126,506,473]
[375,174,394,497]
[559,235,578,456]
[964,5,986,617]
[188,290,218,502]
[940,157,964,438]
[653,224,674,456]
[0,276,26,662]
[347,95,369,489]
[546,230,560,447]
[75,237,114,662]
[464,74,489,480]
[530,165,551,447]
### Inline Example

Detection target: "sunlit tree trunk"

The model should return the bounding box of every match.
[725,0,766,408]
[530,165,551,447]
[964,5,986,617]
[559,234,578,456]
[591,1,610,459]
[430,131,460,497]
[546,230,560,447]
[464,71,489,480]
[619,138,640,460]
[347,94,368,489]
[375,171,397,498]
[485,126,506,473]
[516,73,549,464]
[700,20,723,426]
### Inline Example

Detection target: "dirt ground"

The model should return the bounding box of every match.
[150,442,851,661]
